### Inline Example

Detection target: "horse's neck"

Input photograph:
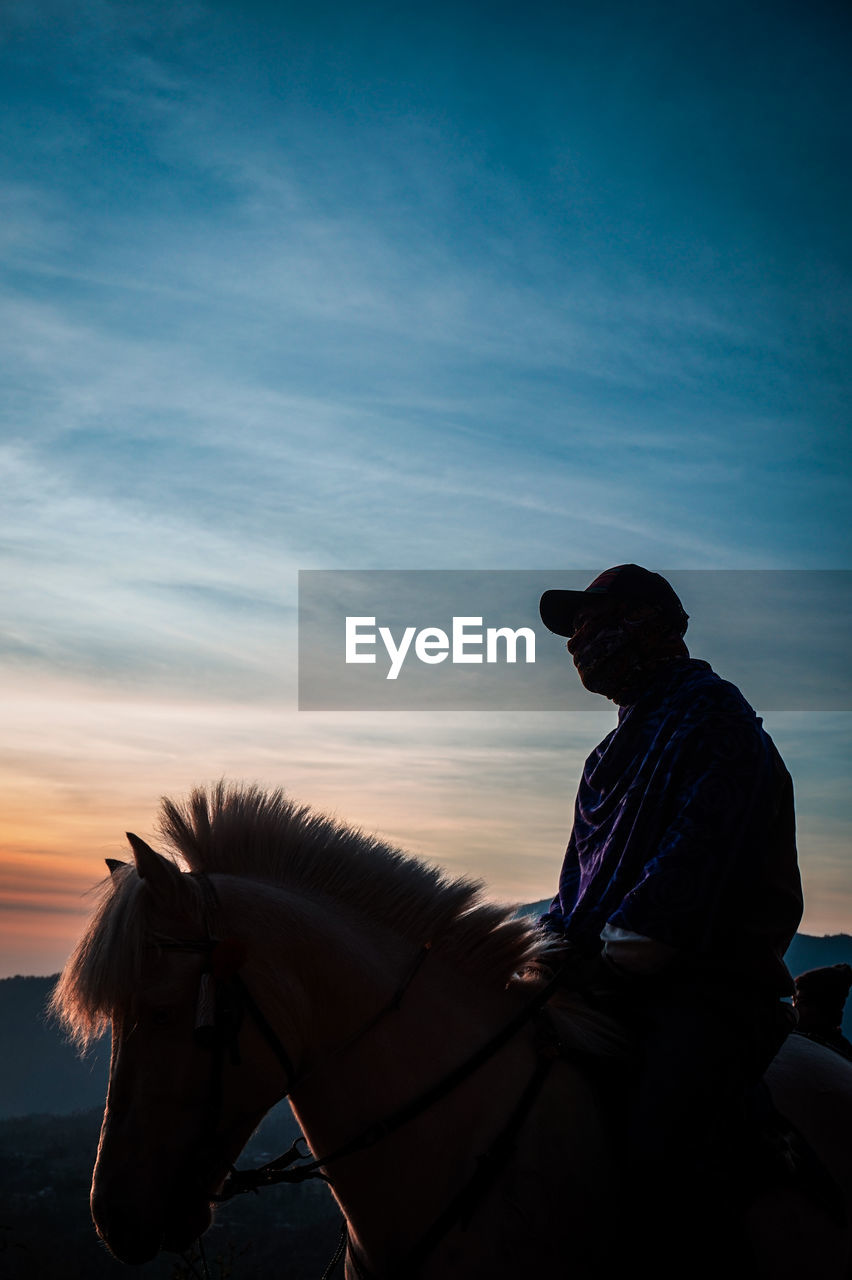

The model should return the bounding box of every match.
[221,879,398,1063]
[225,873,515,1067]
[248,885,522,1124]
[254,894,541,1261]
[223,879,598,1277]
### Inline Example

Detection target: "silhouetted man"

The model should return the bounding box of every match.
[794,964,852,1061]
[538,565,804,1274]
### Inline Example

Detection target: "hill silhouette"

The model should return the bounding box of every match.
[0,1103,341,1280]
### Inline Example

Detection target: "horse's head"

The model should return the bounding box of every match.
[54,834,288,1264]
[52,782,553,1266]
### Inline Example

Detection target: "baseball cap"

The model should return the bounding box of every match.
[539,564,689,637]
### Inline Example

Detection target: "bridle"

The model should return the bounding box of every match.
[151,872,569,1278]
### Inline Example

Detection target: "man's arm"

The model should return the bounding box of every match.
[606,711,795,957]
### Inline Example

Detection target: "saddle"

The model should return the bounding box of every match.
[541,964,847,1229]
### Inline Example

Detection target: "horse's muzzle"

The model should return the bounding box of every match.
[91,1187,212,1264]
[91,1194,163,1265]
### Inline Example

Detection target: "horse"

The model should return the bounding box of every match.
[51,782,852,1279]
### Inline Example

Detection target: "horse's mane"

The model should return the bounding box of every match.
[52,782,550,1047]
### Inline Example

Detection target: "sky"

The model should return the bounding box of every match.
[1,0,850,976]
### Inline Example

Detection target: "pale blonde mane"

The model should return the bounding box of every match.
[53,782,548,1047]
[159,781,545,977]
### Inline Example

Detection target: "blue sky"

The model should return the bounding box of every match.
[0,0,850,974]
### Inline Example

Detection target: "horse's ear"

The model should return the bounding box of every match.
[105,858,126,875]
[126,832,183,899]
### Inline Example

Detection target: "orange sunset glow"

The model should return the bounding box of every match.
[1,665,850,978]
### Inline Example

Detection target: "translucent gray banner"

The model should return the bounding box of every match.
[298,570,852,711]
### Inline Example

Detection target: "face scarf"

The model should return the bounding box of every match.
[567,604,689,704]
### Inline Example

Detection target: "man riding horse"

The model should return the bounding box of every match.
[538,564,804,1274]
[794,964,852,1062]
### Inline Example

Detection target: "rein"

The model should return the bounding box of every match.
[213,939,436,1199]
[218,956,567,1203]
[158,873,569,1277]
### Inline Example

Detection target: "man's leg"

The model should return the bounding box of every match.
[618,984,783,1279]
